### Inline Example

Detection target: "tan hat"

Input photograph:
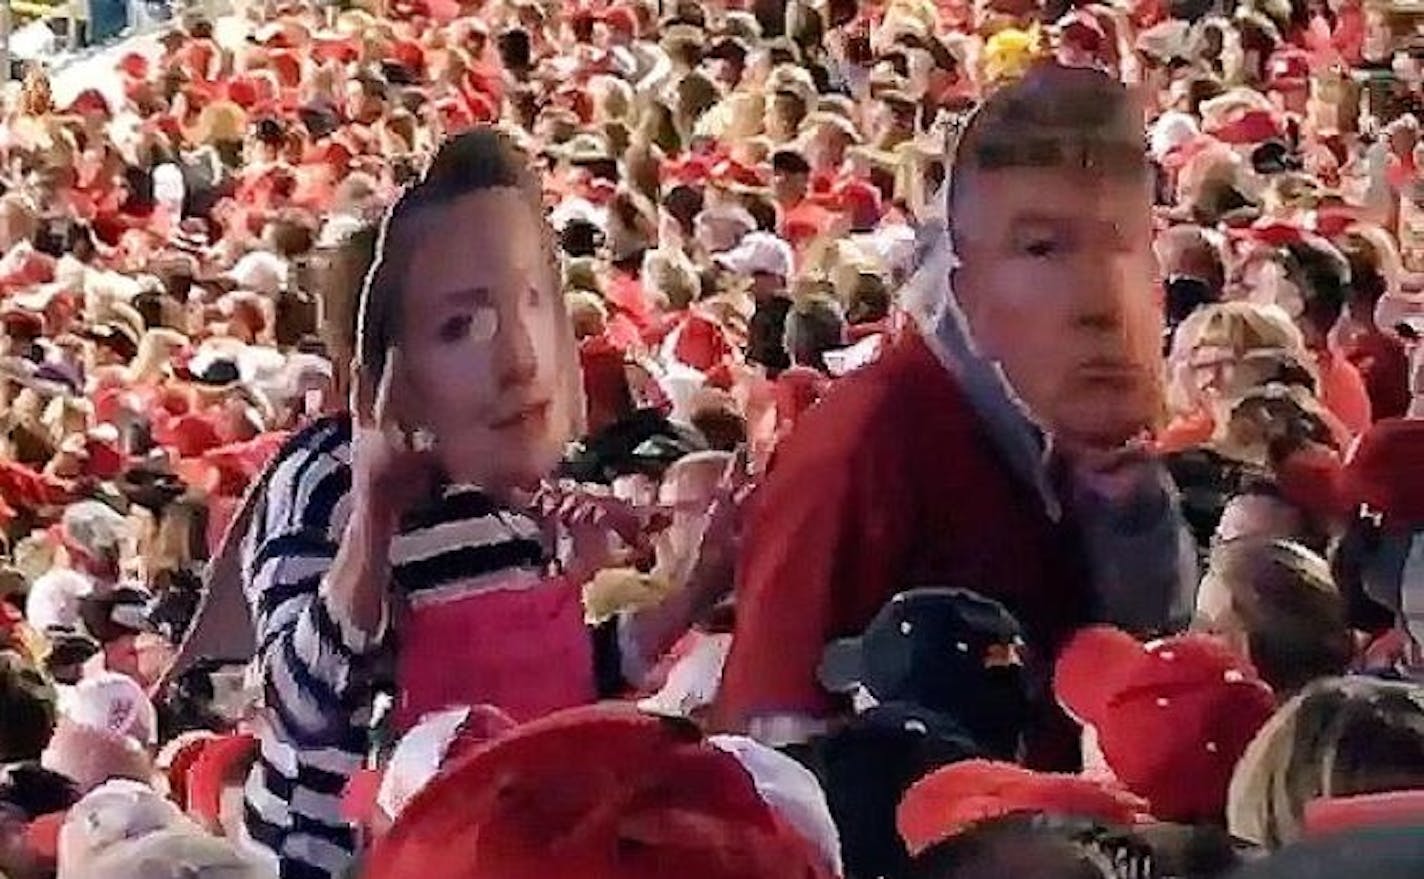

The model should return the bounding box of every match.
[801,111,862,144]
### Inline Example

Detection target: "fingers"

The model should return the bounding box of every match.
[373,347,400,433]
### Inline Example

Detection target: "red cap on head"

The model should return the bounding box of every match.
[365,705,833,879]
[1055,627,1275,823]
[225,77,261,109]
[66,89,112,119]
[118,52,150,80]
[835,179,884,229]
[601,5,638,35]
[1304,791,1424,837]
[1210,109,1284,145]
[1342,418,1424,529]
[389,40,426,74]
[898,760,1146,854]
[1059,11,1107,53]
[1268,48,1311,90]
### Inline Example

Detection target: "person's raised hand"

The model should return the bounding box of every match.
[349,348,440,531]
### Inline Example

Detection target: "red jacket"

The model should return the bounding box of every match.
[714,333,1095,769]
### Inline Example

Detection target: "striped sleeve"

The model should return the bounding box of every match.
[242,420,380,749]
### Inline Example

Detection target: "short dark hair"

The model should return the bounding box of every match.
[359,127,541,382]
[1279,240,1350,337]
[0,651,56,763]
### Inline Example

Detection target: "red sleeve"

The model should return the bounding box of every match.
[1321,355,1374,438]
[712,418,914,730]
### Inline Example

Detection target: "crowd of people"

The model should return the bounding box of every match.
[0,0,1422,875]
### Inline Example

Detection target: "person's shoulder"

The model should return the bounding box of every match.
[787,333,968,450]
[272,413,353,464]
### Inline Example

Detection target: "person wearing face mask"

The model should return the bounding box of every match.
[234,129,725,879]
[714,65,1196,766]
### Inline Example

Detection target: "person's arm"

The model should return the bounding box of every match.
[712,431,913,739]
[244,441,389,749]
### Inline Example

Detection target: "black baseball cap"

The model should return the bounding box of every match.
[819,588,1025,708]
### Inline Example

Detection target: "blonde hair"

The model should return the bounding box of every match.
[1228,677,1424,848]
[1167,302,1311,415]
[125,329,189,385]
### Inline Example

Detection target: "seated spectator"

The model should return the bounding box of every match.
[1055,626,1276,824]
[1228,677,1424,848]
[1194,537,1352,697]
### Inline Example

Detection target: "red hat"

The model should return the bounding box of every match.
[225,77,261,109]
[343,704,517,828]
[118,51,150,80]
[1268,48,1311,90]
[1304,791,1424,837]
[662,154,716,188]
[162,414,224,459]
[436,97,475,133]
[1055,627,1275,823]
[65,88,112,119]
[388,40,426,74]
[601,5,638,35]
[673,314,733,372]
[1231,219,1307,249]
[1211,109,1284,145]
[268,50,303,89]
[711,159,769,190]
[364,704,834,879]
[186,734,259,825]
[313,35,360,64]
[1341,418,1424,529]
[1313,206,1361,239]
[897,760,1146,855]
[834,179,883,229]
[158,732,217,812]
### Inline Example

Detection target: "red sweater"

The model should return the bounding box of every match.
[715,333,1096,768]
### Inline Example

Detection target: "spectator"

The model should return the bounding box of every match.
[1228,677,1424,848]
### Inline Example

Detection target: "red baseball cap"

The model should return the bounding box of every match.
[1304,791,1424,837]
[1268,48,1311,90]
[118,51,150,80]
[364,705,834,879]
[601,5,638,35]
[897,759,1146,855]
[1055,627,1275,823]
[1210,109,1284,145]
[1342,418,1424,529]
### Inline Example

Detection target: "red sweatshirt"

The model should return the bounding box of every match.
[714,333,1097,769]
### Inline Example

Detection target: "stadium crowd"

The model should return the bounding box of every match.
[0,0,1422,876]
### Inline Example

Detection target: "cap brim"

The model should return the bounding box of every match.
[817,635,866,694]
[1053,626,1141,725]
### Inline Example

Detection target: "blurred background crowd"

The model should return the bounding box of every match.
[0,0,1421,876]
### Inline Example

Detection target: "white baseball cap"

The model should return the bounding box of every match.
[715,231,795,280]
[82,826,265,879]
[25,568,94,633]
[57,780,191,879]
[61,672,158,746]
